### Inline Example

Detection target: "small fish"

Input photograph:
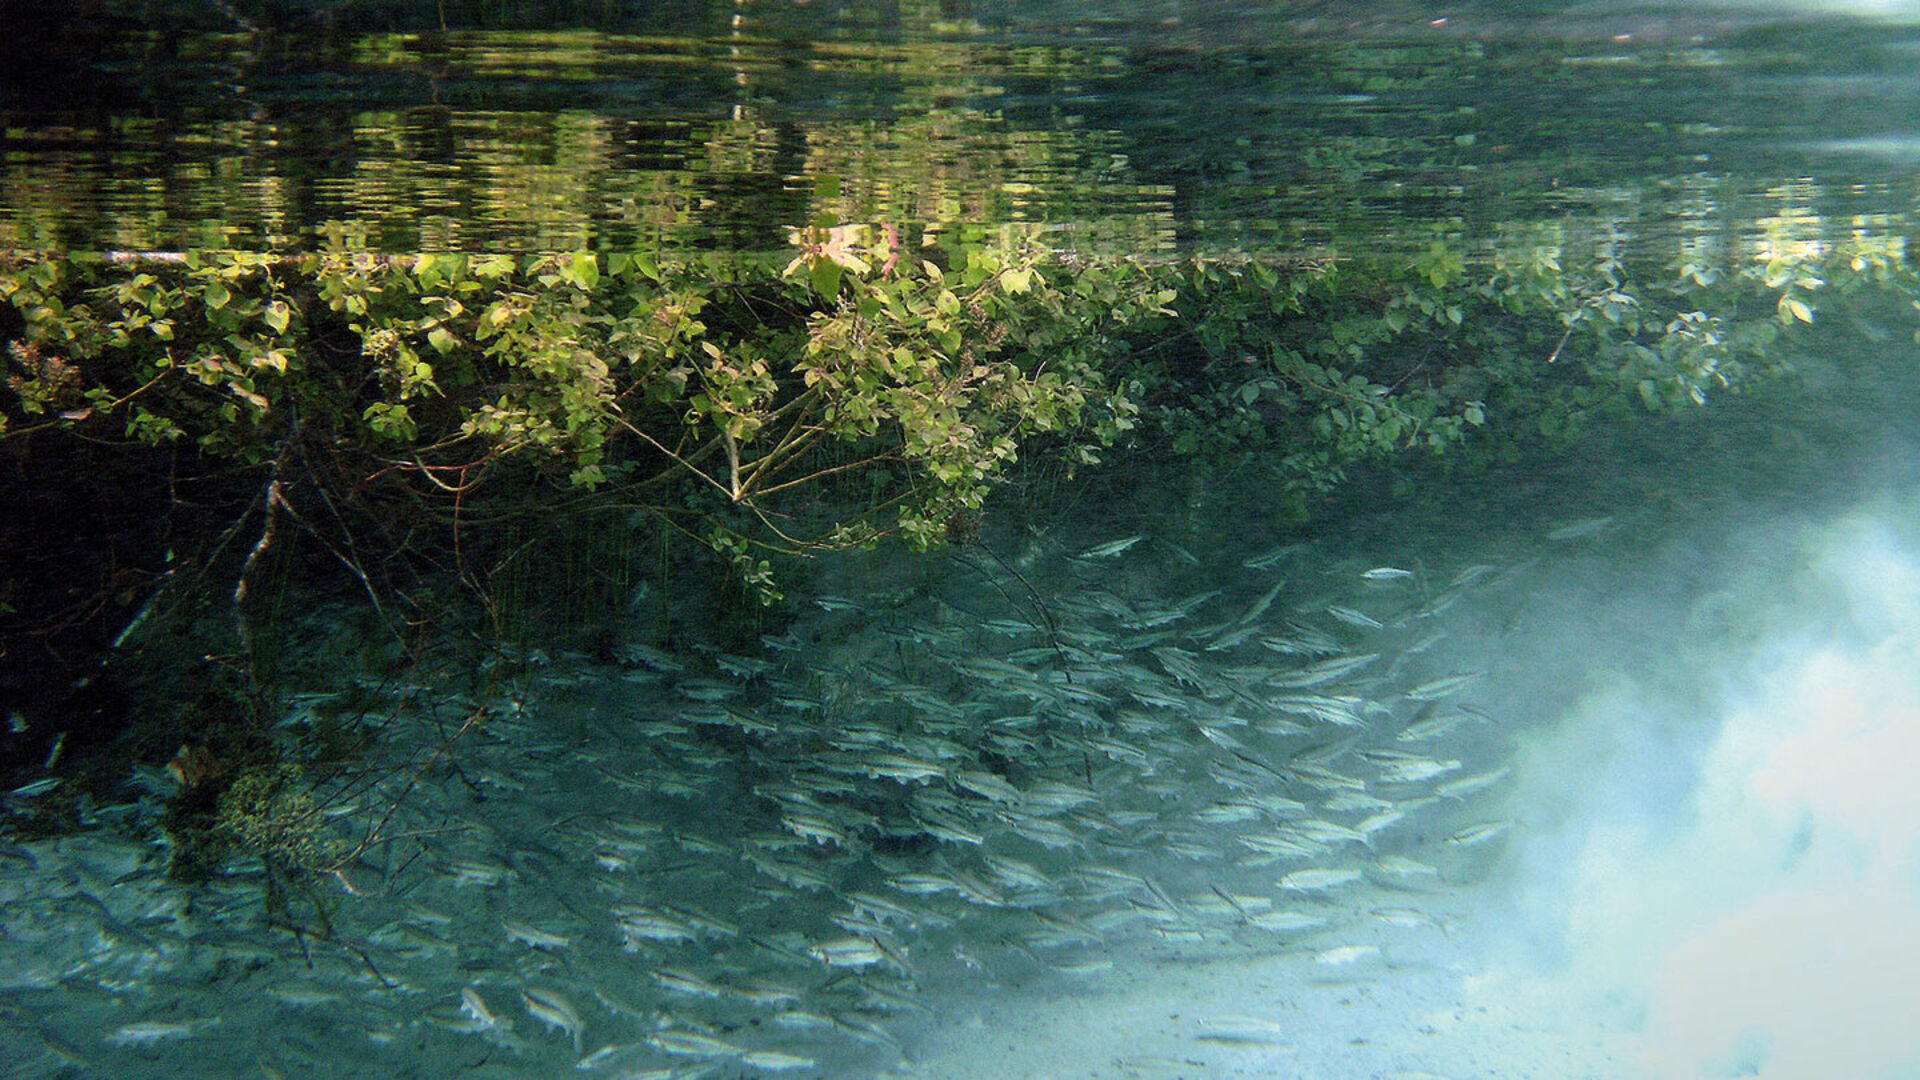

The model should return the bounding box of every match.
[614,907,699,945]
[1404,672,1483,702]
[676,678,740,703]
[1268,653,1379,688]
[445,858,511,888]
[1371,906,1445,930]
[1247,909,1330,933]
[916,807,986,846]
[1436,765,1512,800]
[733,984,804,1011]
[1359,566,1416,583]
[653,966,725,998]
[1326,605,1385,630]
[460,987,507,1030]
[946,868,1009,907]
[1236,578,1289,626]
[1397,709,1477,742]
[649,1030,745,1057]
[1547,515,1616,541]
[845,890,920,924]
[573,1043,637,1070]
[522,987,584,1055]
[502,918,570,950]
[1315,943,1382,966]
[953,770,1023,803]
[1448,820,1515,847]
[772,1011,836,1032]
[1376,757,1461,784]
[1053,955,1117,976]
[1195,801,1265,825]
[983,853,1055,892]
[1022,777,1099,810]
[742,1050,817,1071]
[104,1019,215,1045]
[1195,1015,1292,1044]
[1287,818,1369,846]
[1079,534,1145,559]
[1206,622,1265,651]
[781,809,849,846]
[1280,867,1363,892]
[864,753,945,783]
[1355,809,1407,838]
[1243,542,1301,569]
[265,983,343,1009]
[713,653,776,678]
[807,936,886,968]
[8,777,61,798]
[1371,854,1439,879]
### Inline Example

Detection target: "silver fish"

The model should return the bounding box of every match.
[1314,943,1382,966]
[1437,765,1513,800]
[502,918,569,950]
[1079,534,1145,558]
[1326,605,1384,630]
[1404,672,1483,702]
[1546,515,1615,541]
[1195,1015,1292,1044]
[522,987,584,1055]
[1280,867,1363,892]
[807,936,887,968]
[104,1019,215,1045]
[650,1030,745,1057]
[1448,819,1515,847]
[742,1050,817,1071]
[460,987,508,1030]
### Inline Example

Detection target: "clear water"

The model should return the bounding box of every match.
[10,3,1920,1079]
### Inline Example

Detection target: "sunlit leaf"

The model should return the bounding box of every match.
[569,252,600,290]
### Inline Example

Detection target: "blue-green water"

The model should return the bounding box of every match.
[10,4,1920,1079]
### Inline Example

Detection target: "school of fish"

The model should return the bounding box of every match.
[0,527,1534,1078]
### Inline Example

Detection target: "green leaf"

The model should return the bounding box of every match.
[569,252,600,291]
[810,258,843,301]
[363,402,417,442]
[428,326,458,354]
[263,300,291,334]
[202,282,231,310]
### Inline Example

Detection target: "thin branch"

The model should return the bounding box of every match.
[745,449,898,499]
[610,414,735,500]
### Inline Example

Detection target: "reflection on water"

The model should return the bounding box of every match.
[9,6,1920,254]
